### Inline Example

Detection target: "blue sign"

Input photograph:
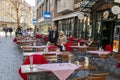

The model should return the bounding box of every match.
[44,12,51,19]
[32,19,37,24]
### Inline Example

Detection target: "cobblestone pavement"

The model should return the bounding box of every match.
[0,36,23,80]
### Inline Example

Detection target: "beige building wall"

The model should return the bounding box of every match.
[0,0,32,28]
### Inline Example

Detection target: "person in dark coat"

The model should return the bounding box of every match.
[3,27,8,38]
[8,27,13,38]
[16,26,22,36]
[48,26,58,45]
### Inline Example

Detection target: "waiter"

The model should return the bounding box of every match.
[48,25,58,45]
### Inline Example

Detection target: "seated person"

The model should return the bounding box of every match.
[81,38,93,46]
[57,31,67,51]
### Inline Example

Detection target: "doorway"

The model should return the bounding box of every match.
[102,21,115,49]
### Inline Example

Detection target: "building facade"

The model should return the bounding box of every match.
[36,0,120,49]
[36,0,53,34]
[0,0,33,29]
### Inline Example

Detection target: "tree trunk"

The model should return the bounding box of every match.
[16,8,19,27]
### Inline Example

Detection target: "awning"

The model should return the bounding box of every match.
[37,17,53,25]
[52,11,80,21]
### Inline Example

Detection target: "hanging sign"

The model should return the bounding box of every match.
[44,12,51,19]
[111,5,120,15]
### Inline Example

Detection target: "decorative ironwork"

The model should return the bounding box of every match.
[79,0,98,13]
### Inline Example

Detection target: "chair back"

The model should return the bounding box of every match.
[35,48,45,52]
[99,54,110,59]
[113,53,120,58]
[21,46,33,52]
[61,52,74,62]
[78,47,87,53]
[89,73,109,80]
[43,54,57,62]
[88,77,106,80]
[88,47,98,51]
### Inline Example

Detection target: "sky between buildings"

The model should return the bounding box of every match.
[25,0,35,6]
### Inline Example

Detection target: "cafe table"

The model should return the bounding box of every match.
[21,45,46,49]
[21,63,81,80]
[70,45,88,48]
[23,51,61,57]
[86,50,111,65]
[87,50,110,56]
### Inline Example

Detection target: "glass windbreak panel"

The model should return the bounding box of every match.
[66,19,72,36]
[74,17,81,38]
[58,21,62,31]
[62,20,66,34]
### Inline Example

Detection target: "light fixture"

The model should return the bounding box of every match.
[78,12,84,19]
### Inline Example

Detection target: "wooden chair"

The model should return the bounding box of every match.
[42,54,57,62]
[61,52,75,62]
[88,77,107,80]
[87,47,98,51]
[35,48,45,52]
[88,73,109,80]
[99,54,110,68]
[77,47,87,56]
[113,53,120,58]
[21,46,33,52]
[78,48,87,52]
[99,54,110,59]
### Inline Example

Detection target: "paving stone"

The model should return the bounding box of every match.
[0,37,23,80]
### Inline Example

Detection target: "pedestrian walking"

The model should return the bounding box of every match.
[8,27,13,38]
[16,26,22,36]
[3,27,8,38]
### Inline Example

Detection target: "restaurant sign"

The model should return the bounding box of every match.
[44,12,51,19]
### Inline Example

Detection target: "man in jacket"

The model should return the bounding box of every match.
[48,26,58,45]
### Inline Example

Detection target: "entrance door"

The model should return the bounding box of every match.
[102,21,115,49]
